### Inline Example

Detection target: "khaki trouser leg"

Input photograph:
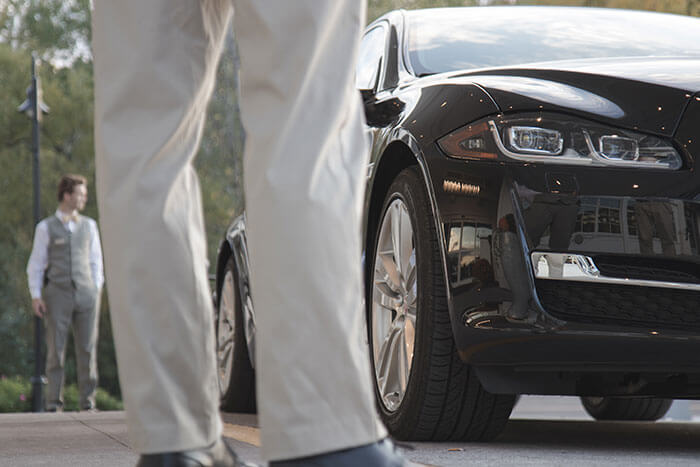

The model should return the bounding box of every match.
[73,292,101,410]
[233,0,386,461]
[44,287,73,411]
[93,0,231,453]
[94,0,384,459]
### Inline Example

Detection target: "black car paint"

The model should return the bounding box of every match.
[218,8,700,399]
[359,10,700,397]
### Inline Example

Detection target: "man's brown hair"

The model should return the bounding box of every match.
[57,174,87,202]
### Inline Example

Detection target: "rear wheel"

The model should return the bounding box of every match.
[581,396,672,421]
[368,166,515,441]
[216,257,256,412]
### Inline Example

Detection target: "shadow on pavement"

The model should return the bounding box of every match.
[498,419,700,455]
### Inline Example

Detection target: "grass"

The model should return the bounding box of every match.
[0,375,123,412]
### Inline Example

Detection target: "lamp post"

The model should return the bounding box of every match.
[17,52,50,412]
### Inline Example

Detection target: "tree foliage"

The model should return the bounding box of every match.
[0,0,91,65]
[196,30,245,269]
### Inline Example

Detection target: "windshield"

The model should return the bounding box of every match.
[407,7,700,76]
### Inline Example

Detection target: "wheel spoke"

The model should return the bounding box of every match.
[218,340,233,364]
[217,337,233,393]
[404,313,416,366]
[375,280,400,301]
[405,261,417,294]
[219,332,234,349]
[376,320,399,379]
[377,250,402,291]
[391,204,403,278]
[221,292,231,313]
[406,301,417,323]
[398,210,414,284]
[395,320,407,391]
[217,269,237,395]
[375,336,391,396]
[374,298,397,314]
[376,319,405,408]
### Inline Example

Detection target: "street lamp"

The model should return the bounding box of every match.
[17,52,50,413]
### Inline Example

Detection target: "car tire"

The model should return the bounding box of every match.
[368,166,515,441]
[216,257,256,413]
[580,396,672,421]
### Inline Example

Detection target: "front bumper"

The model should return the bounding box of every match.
[419,104,700,374]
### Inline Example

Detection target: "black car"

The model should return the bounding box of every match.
[213,6,700,441]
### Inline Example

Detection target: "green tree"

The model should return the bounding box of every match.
[196,30,245,270]
[0,44,39,379]
[0,0,91,64]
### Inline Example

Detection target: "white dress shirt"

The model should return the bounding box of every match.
[26,209,104,300]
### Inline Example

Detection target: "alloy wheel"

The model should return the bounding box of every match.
[371,197,418,412]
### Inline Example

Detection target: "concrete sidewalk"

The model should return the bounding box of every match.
[0,411,263,467]
[4,398,698,466]
[0,411,135,466]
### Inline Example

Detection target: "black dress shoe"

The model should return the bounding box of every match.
[137,437,254,467]
[270,438,407,466]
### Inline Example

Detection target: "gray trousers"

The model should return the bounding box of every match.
[43,284,101,410]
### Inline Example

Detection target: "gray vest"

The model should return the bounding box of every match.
[44,215,97,310]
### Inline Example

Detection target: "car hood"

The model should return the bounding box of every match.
[450,56,700,137]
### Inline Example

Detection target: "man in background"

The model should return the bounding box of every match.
[26,174,104,412]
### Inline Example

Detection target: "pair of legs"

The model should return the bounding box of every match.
[636,201,676,256]
[524,199,578,251]
[44,285,100,411]
[93,0,385,462]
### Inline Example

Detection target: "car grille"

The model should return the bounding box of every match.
[535,279,700,332]
[593,256,700,285]
[596,263,700,284]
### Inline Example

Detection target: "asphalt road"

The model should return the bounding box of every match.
[398,397,700,466]
[224,396,700,466]
[4,397,700,466]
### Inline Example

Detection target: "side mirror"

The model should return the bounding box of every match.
[362,95,405,127]
[360,88,375,104]
[358,56,403,126]
[358,57,383,103]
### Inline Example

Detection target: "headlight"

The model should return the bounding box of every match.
[508,126,563,156]
[437,113,683,170]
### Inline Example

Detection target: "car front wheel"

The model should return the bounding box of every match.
[368,166,515,441]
